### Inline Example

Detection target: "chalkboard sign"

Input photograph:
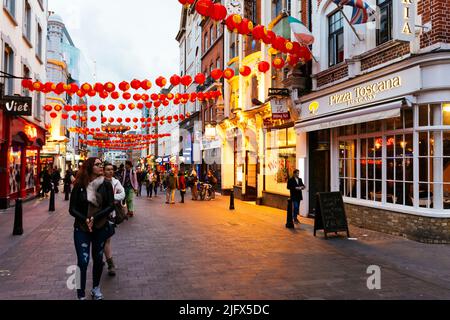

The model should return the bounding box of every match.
[314,192,350,239]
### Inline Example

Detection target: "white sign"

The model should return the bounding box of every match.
[271,99,290,120]
[298,66,421,120]
[393,0,417,42]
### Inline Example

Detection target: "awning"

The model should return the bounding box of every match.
[296,100,403,133]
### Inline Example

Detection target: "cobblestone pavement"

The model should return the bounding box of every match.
[0,189,450,300]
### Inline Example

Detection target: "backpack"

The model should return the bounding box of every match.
[113,201,128,225]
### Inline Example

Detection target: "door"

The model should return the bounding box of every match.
[245,150,257,200]
[308,130,331,216]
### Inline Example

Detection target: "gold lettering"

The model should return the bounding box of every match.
[404,6,410,19]
[402,22,412,35]
[393,76,401,87]
[401,0,412,4]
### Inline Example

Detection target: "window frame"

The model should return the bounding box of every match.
[376,0,393,46]
[328,10,344,67]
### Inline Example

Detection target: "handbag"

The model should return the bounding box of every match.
[114,200,128,225]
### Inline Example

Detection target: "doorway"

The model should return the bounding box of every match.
[308,129,331,215]
[245,150,258,200]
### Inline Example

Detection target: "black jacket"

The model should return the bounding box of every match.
[69,180,115,232]
[287,177,305,201]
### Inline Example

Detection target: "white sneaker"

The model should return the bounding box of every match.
[91,287,104,300]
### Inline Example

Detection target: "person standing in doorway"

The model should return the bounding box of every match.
[122,161,138,218]
[287,170,305,224]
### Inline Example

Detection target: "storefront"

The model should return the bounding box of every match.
[295,52,450,242]
[201,137,222,189]
[0,116,46,209]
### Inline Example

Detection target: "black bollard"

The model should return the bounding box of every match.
[286,198,294,229]
[13,198,24,236]
[64,183,70,201]
[49,185,55,212]
[229,189,235,210]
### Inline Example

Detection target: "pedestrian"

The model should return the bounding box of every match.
[121,160,138,218]
[206,170,218,200]
[178,171,186,203]
[69,158,115,300]
[189,167,199,201]
[51,166,61,193]
[146,169,154,198]
[40,167,51,198]
[287,169,306,224]
[64,165,74,196]
[165,170,178,204]
[103,162,125,277]
[136,167,143,197]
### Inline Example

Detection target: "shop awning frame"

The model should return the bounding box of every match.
[295,99,405,133]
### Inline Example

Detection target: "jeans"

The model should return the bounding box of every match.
[166,189,175,203]
[180,190,185,203]
[74,227,108,299]
[293,200,301,219]
[125,187,135,212]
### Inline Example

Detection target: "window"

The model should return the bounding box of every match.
[338,105,450,211]
[250,0,258,24]
[328,10,344,67]
[204,32,208,52]
[217,23,221,38]
[36,23,43,60]
[265,127,296,195]
[23,1,32,41]
[4,0,15,18]
[35,89,41,119]
[22,65,30,96]
[4,44,14,95]
[377,0,393,45]
[216,58,221,70]
[210,25,214,46]
[273,0,282,18]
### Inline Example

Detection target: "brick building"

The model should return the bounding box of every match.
[294,0,450,243]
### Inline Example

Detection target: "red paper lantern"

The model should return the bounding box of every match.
[141,80,152,90]
[155,77,167,88]
[145,102,153,109]
[44,105,52,112]
[104,82,115,92]
[81,83,92,93]
[223,68,235,80]
[195,0,213,16]
[94,83,104,92]
[62,114,69,120]
[117,117,123,123]
[210,3,227,22]
[119,104,126,111]
[272,36,287,51]
[101,117,107,123]
[80,116,87,122]
[123,92,131,100]
[272,57,285,69]
[225,14,242,33]
[194,73,206,85]
[90,116,97,122]
[137,103,144,110]
[99,105,106,112]
[167,93,174,100]
[88,90,96,97]
[239,65,251,77]
[151,94,159,101]
[162,101,169,107]
[170,75,181,86]
[89,105,97,112]
[181,75,192,87]
[130,79,141,90]
[111,91,120,99]
[71,114,78,121]
[108,104,115,111]
[109,117,114,123]
[211,69,223,80]
[262,30,276,45]
[154,101,161,108]
[238,18,253,35]
[64,105,72,112]
[21,79,33,89]
[258,61,270,73]
[252,25,266,41]
[298,46,313,62]
[99,91,108,99]
[128,103,136,110]
[119,81,130,92]
[287,54,300,67]
[133,94,141,101]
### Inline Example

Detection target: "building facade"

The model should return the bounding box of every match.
[295,0,450,243]
[0,0,48,208]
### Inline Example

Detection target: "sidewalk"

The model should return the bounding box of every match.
[0,191,449,299]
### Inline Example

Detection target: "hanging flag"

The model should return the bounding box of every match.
[288,16,314,46]
[332,0,377,25]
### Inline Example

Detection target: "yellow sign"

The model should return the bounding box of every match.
[309,101,319,115]
[401,0,413,35]
[329,76,402,107]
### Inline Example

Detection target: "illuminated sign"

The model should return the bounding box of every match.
[24,125,37,141]
[329,76,402,107]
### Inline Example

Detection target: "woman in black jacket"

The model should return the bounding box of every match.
[69,158,115,300]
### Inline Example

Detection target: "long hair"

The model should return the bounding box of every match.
[74,157,98,188]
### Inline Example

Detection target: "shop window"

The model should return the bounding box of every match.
[26,150,37,191]
[376,0,393,46]
[328,10,344,67]
[265,127,296,195]
[9,147,21,195]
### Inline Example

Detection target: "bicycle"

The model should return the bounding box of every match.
[198,182,213,201]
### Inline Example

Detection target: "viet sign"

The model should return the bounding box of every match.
[0,96,32,116]
[314,192,350,239]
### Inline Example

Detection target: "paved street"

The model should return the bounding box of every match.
[0,190,450,300]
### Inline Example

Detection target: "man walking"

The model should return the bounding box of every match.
[122,161,138,217]
[165,170,178,204]
[287,170,305,224]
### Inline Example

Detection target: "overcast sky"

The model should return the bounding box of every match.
[48,0,181,85]
[48,0,182,125]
